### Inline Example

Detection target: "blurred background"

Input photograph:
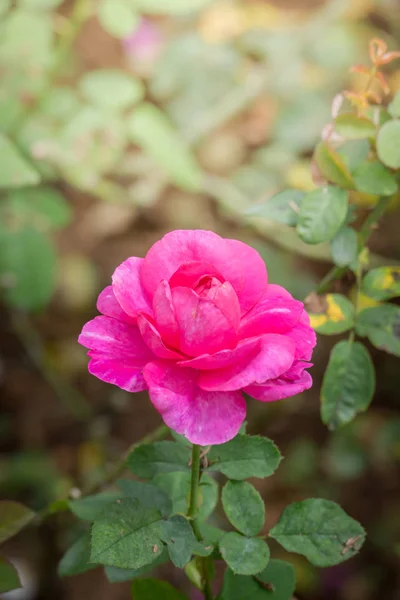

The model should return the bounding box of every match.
[0,0,400,599]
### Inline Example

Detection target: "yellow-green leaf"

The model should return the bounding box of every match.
[314,142,354,188]
[362,266,400,300]
[307,293,354,335]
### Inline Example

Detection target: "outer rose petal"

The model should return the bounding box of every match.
[97,286,135,324]
[265,284,293,299]
[239,294,303,339]
[172,287,238,356]
[78,316,153,364]
[89,357,147,392]
[141,230,267,313]
[245,368,312,402]
[137,313,185,360]
[287,310,317,360]
[153,280,180,348]
[144,361,246,445]
[199,334,295,391]
[178,337,260,370]
[112,257,152,318]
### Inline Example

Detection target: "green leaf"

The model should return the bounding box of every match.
[117,479,172,517]
[362,266,400,300]
[127,441,190,478]
[152,472,218,520]
[297,186,348,245]
[0,501,35,544]
[97,0,139,39]
[18,0,63,8]
[132,0,213,14]
[334,114,376,139]
[388,92,400,118]
[314,142,354,188]
[220,560,296,600]
[0,134,40,188]
[330,227,358,267]
[353,162,398,196]
[127,103,203,192]
[270,499,365,567]
[0,10,53,68]
[41,87,81,120]
[79,70,144,111]
[160,515,210,568]
[221,481,265,537]
[307,293,354,335]
[68,492,122,521]
[58,532,98,577]
[105,547,169,582]
[91,498,164,569]
[207,435,281,480]
[321,340,375,430]
[355,304,400,356]
[219,533,270,576]
[0,558,21,593]
[246,190,303,227]
[0,0,11,18]
[6,187,72,230]
[219,569,266,600]
[0,226,56,311]
[337,139,370,172]
[377,120,400,169]
[132,579,190,600]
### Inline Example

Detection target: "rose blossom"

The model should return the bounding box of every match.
[79,230,316,445]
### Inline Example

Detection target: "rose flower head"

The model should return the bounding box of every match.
[79,230,316,445]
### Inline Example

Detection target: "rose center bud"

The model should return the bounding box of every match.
[194,275,221,299]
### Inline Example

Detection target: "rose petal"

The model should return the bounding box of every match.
[89,357,147,392]
[172,287,238,356]
[178,337,260,370]
[141,230,267,313]
[153,280,180,348]
[97,286,135,324]
[169,261,223,289]
[137,313,184,360]
[112,257,152,318]
[245,367,312,402]
[287,311,317,360]
[239,294,303,339]
[144,361,246,445]
[265,284,293,299]
[199,334,295,391]
[78,316,153,365]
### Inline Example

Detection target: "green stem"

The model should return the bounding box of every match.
[187,445,214,600]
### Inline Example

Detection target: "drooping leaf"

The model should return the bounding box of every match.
[306,293,354,335]
[362,266,400,301]
[0,558,21,593]
[105,547,169,582]
[5,187,72,230]
[219,533,270,576]
[127,441,191,479]
[91,498,164,569]
[355,304,400,356]
[377,120,400,169]
[334,114,376,139]
[206,435,281,480]
[314,142,354,188]
[246,190,303,227]
[58,532,98,577]
[0,134,40,188]
[97,0,139,39]
[0,501,35,544]
[269,499,365,567]
[127,103,203,192]
[117,479,172,517]
[353,162,398,196]
[79,70,144,111]
[160,515,211,568]
[151,472,218,520]
[321,340,375,429]
[297,186,348,244]
[131,578,190,600]
[221,481,265,537]
[330,227,358,267]
[69,492,122,521]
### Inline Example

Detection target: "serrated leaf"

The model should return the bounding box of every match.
[297,186,348,245]
[0,501,35,544]
[334,114,376,139]
[314,142,354,188]
[246,190,303,227]
[362,266,400,300]
[222,481,265,537]
[269,499,365,567]
[152,472,218,520]
[127,441,190,478]
[160,515,210,568]
[117,479,172,517]
[0,558,21,593]
[0,134,40,188]
[355,304,400,356]
[353,161,398,196]
[97,0,139,39]
[131,578,190,600]
[330,227,358,268]
[79,70,144,111]
[6,187,72,230]
[307,293,354,335]
[219,533,270,576]
[127,103,202,192]
[68,492,122,521]
[321,340,375,429]
[377,120,400,169]
[220,560,296,600]
[105,547,169,582]
[91,498,164,569]
[58,532,98,577]
[207,435,281,480]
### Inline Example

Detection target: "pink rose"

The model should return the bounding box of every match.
[79,230,316,445]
